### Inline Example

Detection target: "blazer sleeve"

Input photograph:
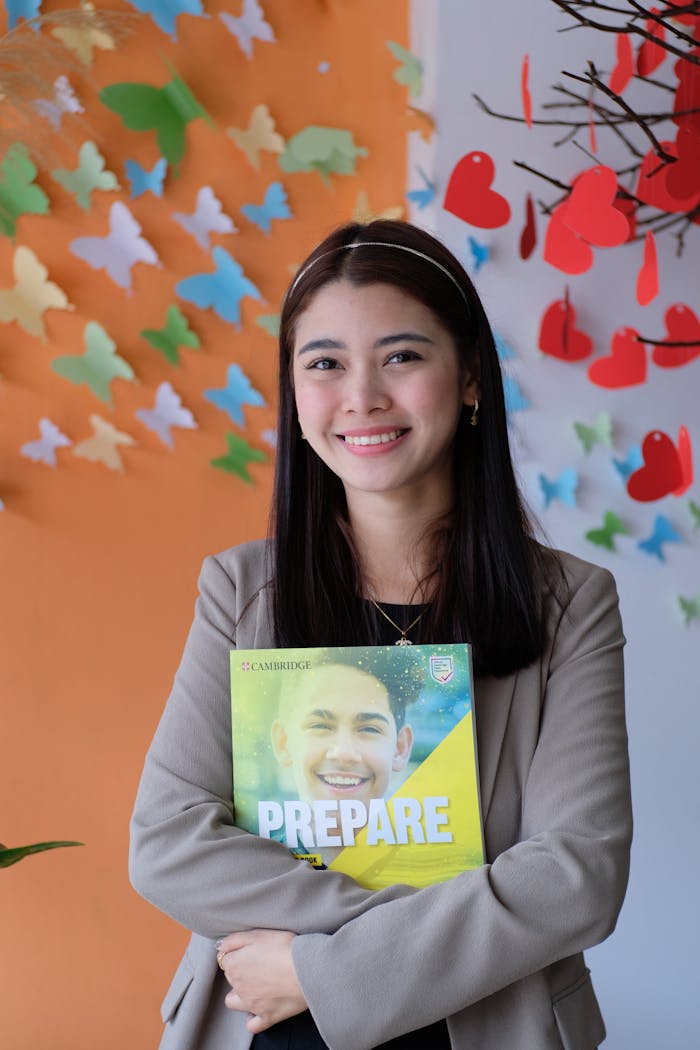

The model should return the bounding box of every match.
[292,564,632,1050]
[129,553,418,940]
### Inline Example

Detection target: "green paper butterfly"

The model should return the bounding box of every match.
[386,41,423,98]
[211,432,266,484]
[141,305,200,365]
[688,499,700,531]
[52,321,134,403]
[573,412,613,454]
[585,511,630,551]
[99,72,213,168]
[52,141,120,210]
[279,126,367,184]
[0,144,50,238]
[255,313,280,337]
[678,595,700,626]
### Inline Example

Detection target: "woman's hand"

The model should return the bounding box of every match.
[217,929,308,1033]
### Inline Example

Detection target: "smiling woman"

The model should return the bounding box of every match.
[129,220,632,1050]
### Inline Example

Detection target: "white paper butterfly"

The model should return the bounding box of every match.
[135,382,197,448]
[33,75,84,130]
[70,201,160,290]
[21,418,72,466]
[219,0,275,58]
[173,187,237,251]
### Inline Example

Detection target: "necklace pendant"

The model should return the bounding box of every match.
[395,636,412,646]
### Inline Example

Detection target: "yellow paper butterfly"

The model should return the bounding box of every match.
[227,103,285,170]
[0,246,72,338]
[353,191,404,224]
[50,3,118,66]
[73,414,136,472]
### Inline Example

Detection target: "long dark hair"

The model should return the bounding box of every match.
[270,220,553,676]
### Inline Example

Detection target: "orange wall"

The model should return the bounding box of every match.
[0,2,408,1046]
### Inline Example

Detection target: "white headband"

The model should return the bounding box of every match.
[288,240,471,310]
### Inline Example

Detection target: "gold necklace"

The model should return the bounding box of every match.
[368,597,425,646]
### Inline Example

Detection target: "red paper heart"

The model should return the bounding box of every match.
[666,126,700,200]
[675,425,693,495]
[652,303,700,368]
[612,196,636,240]
[521,54,532,129]
[519,193,536,259]
[588,327,647,388]
[443,152,511,229]
[627,430,683,502]
[635,141,700,213]
[564,166,630,247]
[610,33,634,95]
[637,12,667,76]
[673,53,700,132]
[543,203,593,274]
[538,296,593,361]
[636,230,659,306]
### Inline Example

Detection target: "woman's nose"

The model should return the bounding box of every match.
[341,367,391,414]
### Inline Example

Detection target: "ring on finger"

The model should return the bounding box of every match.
[217,951,226,969]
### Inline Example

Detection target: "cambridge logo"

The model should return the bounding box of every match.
[429,655,454,683]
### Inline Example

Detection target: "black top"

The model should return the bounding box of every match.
[251,605,451,1049]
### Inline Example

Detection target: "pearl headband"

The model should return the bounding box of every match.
[288,240,471,311]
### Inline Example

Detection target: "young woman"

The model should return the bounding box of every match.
[130,220,632,1050]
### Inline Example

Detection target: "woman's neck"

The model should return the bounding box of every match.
[345,489,451,604]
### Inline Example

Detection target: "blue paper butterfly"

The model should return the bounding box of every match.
[125,157,167,198]
[493,331,516,362]
[637,515,682,562]
[240,181,291,234]
[538,468,579,509]
[406,167,435,211]
[176,248,261,327]
[205,363,265,426]
[503,375,528,414]
[5,0,41,30]
[612,445,643,482]
[122,0,204,39]
[467,236,490,273]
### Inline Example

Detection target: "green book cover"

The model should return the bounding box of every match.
[230,644,484,890]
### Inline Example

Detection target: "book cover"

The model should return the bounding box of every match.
[230,643,484,890]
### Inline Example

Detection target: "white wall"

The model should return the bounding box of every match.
[412,2,700,1045]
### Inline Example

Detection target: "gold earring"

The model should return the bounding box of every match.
[470,399,479,427]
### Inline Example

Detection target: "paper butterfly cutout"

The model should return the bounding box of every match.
[386,41,423,98]
[73,414,136,471]
[353,191,403,224]
[50,2,117,65]
[689,499,700,531]
[406,167,436,211]
[637,515,682,561]
[678,595,700,626]
[0,246,71,338]
[20,419,72,466]
[70,201,159,290]
[33,75,84,130]
[443,152,511,229]
[241,181,291,234]
[204,363,265,426]
[585,511,630,551]
[173,187,236,250]
[219,0,275,58]
[5,0,41,30]
[141,305,199,364]
[493,331,516,361]
[627,427,693,501]
[573,412,613,454]
[123,0,204,39]
[135,381,196,447]
[176,248,261,327]
[52,321,135,403]
[612,445,643,482]
[211,432,266,483]
[0,143,50,237]
[279,126,368,183]
[503,375,528,414]
[538,468,579,509]
[52,141,120,209]
[261,428,277,448]
[100,73,211,168]
[467,236,490,274]
[227,103,284,169]
[318,61,330,75]
[255,313,279,337]
[125,157,167,198]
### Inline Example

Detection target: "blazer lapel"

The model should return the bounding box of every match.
[472,672,518,832]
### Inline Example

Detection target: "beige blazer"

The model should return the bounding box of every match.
[129,540,632,1050]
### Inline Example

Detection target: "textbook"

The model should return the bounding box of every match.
[229,643,484,890]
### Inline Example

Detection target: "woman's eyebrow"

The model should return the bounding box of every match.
[296,332,434,356]
[296,338,346,356]
[374,332,434,348]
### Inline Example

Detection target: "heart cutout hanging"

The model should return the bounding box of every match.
[564,166,630,247]
[543,202,593,274]
[443,151,511,228]
[588,327,647,388]
[538,294,593,361]
[627,430,683,502]
[652,303,700,368]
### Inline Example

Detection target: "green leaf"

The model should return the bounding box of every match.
[0,841,83,869]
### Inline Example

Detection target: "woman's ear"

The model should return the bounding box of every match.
[462,373,481,408]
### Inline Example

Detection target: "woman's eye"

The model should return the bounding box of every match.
[306,357,340,371]
[386,350,420,365]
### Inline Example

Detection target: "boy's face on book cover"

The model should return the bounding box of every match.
[271,664,414,806]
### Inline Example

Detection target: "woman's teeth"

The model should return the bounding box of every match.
[344,430,405,446]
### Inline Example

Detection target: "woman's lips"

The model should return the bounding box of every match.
[338,428,409,453]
